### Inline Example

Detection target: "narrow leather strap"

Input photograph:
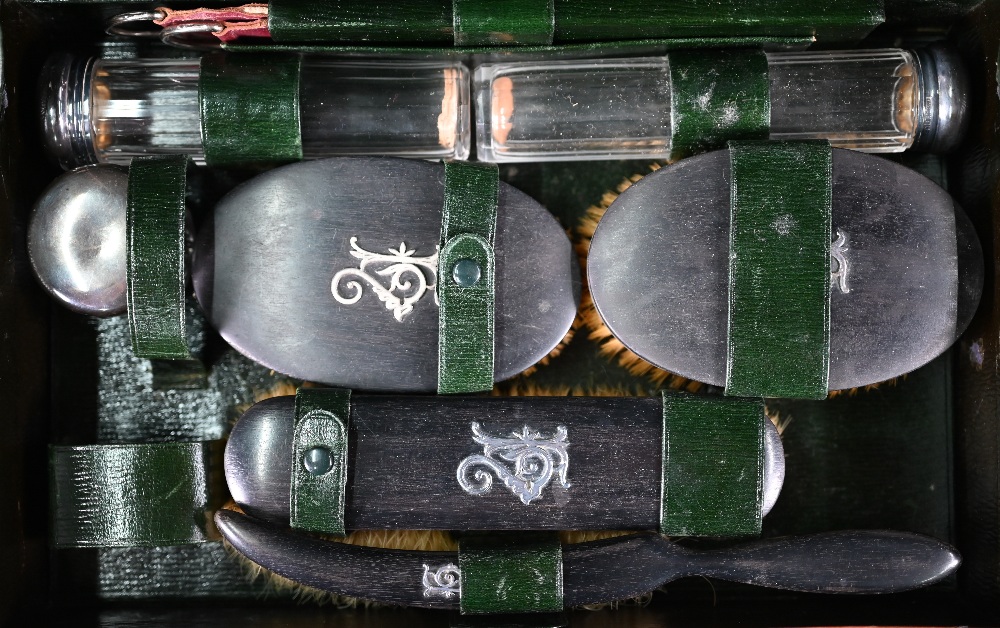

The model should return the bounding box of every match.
[263,0,881,45]
[660,392,764,537]
[50,441,224,548]
[668,49,770,159]
[438,162,498,394]
[726,140,832,399]
[453,0,555,45]
[126,155,190,360]
[459,534,563,614]
[200,51,303,166]
[289,387,351,535]
[268,0,453,43]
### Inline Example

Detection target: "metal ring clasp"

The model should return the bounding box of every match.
[105,10,166,37]
[160,22,225,50]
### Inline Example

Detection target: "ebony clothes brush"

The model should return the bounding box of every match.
[224,394,784,530]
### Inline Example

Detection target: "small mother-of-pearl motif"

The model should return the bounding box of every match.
[457,422,570,505]
[422,563,461,599]
[331,237,439,322]
[831,230,850,294]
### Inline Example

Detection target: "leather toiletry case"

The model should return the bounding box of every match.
[3,1,1000,626]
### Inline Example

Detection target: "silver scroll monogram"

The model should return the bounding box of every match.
[331,237,439,322]
[831,230,850,294]
[456,422,570,505]
[422,563,461,599]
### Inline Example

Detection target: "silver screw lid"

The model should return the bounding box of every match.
[913,46,970,153]
[40,53,98,171]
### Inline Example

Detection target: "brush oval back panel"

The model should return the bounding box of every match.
[588,148,982,391]
[192,157,578,391]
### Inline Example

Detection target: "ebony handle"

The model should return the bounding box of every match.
[562,531,961,606]
[669,530,961,594]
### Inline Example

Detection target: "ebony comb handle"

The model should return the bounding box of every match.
[216,510,960,608]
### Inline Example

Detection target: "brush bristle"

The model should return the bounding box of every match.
[827,375,901,398]
[575,164,702,391]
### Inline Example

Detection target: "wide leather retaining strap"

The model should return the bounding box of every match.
[50,441,224,548]
[667,49,770,159]
[459,534,563,614]
[289,387,351,535]
[438,162,499,394]
[126,155,190,360]
[661,392,764,536]
[725,140,833,399]
[200,51,303,166]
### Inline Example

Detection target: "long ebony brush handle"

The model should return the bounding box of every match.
[216,510,960,608]
[563,530,962,603]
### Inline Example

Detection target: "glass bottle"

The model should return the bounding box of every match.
[474,48,966,162]
[41,54,470,169]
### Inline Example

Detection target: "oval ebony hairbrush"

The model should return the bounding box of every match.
[224,394,784,531]
[192,157,578,391]
[216,510,961,607]
[28,158,579,391]
[588,146,983,393]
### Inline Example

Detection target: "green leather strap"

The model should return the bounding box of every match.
[668,49,770,159]
[459,534,563,614]
[268,0,453,43]
[289,387,351,535]
[726,141,832,399]
[437,162,498,394]
[266,0,881,44]
[200,52,303,166]
[50,441,224,548]
[660,393,764,537]
[552,0,882,42]
[126,155,190,360]
[454,0,555,45]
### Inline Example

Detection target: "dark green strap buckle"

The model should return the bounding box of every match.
[726,140,832,399]
[459,534,563,614]
[438,162,499,394]
[200,51,303,166]
[126,155,191,360]
[660,392,764,536]
[667,49,770,159]
[50,441,224,548]
[289,387,351,535]
[453,0,555,46]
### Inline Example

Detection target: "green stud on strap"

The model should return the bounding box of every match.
[726,140,832,399]
[49,441,224,548]
[438,162,498,394]
[289,387,351,535]
[126,155,190,360]
[668,49,770,160]
[660,392,764,537]
[200,52,303,166]
[459,534,563,614]
[453,0,555,45]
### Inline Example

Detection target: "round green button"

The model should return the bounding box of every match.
[303,446,333,476]
[452,258,481,287]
